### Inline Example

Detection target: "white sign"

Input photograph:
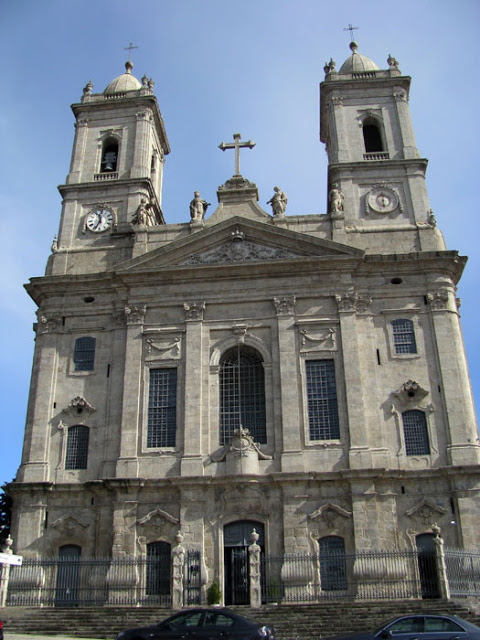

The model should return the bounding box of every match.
[0,553,23,566]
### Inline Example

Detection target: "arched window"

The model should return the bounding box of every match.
[146,541,171,599]
[219,346,266,445]
[402,410,430,456]
[363,119,383,153]
[100,138,118,172]
[73,337,96,371]
[392,319,417,354]
[318,536,347,591]
[65,425,89,469]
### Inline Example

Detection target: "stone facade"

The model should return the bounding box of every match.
[10,46,480,604]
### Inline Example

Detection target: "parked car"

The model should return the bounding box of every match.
[115,608,275,640]
[330,615,480,640]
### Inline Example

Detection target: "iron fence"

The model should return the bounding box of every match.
[6,551,201,607]
[262,550,436,603]
[445,549,480,597]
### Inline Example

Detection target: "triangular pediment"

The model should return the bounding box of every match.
[116,217,363,274]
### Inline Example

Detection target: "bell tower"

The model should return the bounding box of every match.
[320,42,442,253]
[51,61,170,275]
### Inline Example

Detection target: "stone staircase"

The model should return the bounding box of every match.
[1,600,479,640]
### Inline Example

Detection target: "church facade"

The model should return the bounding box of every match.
[10,43,479,604]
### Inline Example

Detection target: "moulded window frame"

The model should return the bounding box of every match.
[301,355,344,447]
[96,130,123,177]
[383,309,422,361]
[70,336,97,376]
[65,424,90,470]
[142,361,180,453]
[401,409,431,457]
[209,332,274,456]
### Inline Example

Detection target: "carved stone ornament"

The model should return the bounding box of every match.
[393,380,429,405]
[366,184,402,215]
[146,336,182,359]
[224,427,272,461]
[183,301,205,321]
[137,507,179,528]
[335,292,372,313]
[300,327,336,352]
[217,175,257,192]
[63,396,96,418]
[182,240,298,265]
[273,295,296,315]
[427,290,449,311]
[125,305,147,325]
[36,312,62,335]
[405,498,447,525]
[308,502,352,527]
[50,514,90,533]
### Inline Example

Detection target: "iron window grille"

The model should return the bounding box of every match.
[392,319,417,355]
[147,368,177,448]
[402,409,430,455]
[306,359,340,440]
[219,346,266,445]
[65,425,89,470]
[73,337,96,371]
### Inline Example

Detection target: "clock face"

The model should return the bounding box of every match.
[367,187,399,214]
[86,208,114,232]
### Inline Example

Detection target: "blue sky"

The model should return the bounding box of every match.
[1,0,479,488]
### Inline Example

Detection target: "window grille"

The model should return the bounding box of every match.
[402,410,430,455]
[219,346,266,445]
[65,426,89,469]
[147,368,177,448]
[319,536,347,591]
[306,360,340,440]
[73,337,96,371]
[392,319,417,354]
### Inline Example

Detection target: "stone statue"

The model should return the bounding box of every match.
[329,183,344,213]
[267,186,287,216]
[133,197,156,226]
[189,191,210,222]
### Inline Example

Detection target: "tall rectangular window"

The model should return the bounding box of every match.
[65,426,89,469]
[402,410,430,455]
[392,319,417,355]
[73,337,96,371]
[147,368,177,448]
[306,360,340,440]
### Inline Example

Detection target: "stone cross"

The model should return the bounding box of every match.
[218,133,256,176]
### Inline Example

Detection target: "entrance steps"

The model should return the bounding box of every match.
[1,600,479,640]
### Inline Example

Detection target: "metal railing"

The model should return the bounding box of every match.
[445,549,480,597]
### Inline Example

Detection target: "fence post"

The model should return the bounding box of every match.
[432,524,451,600]
[0,535,13,607]
[249,529,262,608]
[171,531,185,610]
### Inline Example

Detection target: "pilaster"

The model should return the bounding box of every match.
[181,302,206,476]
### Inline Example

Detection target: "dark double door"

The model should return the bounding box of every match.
[224,521,264,605]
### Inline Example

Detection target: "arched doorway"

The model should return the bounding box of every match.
[416,533,440,598]
[146,541,171,604]
[224,521,264,605]
[55,544,81,607]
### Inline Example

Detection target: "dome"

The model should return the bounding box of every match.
[339,42,379,74]
[104,61,142,94]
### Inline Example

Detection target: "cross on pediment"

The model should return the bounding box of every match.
[218,133,255,176]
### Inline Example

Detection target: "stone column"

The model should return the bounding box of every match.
[335,293,372,469]
[19,312,61,483]
[427,288,480,465]
[116,305,146,478]
[248,529,262,609]
[181,302,205,476]
[274,296,303,472]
